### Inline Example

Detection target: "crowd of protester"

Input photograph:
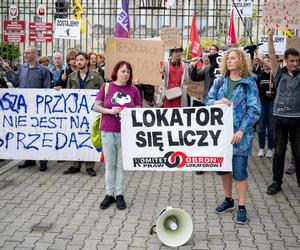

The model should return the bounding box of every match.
[0,30,299,223]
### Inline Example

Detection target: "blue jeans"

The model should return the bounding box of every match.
[258,99,274,149]
[217,155,248,181]
[101,132,124,196]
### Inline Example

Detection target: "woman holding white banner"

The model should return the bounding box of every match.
[205,48,260,224]
[94,61,142,210]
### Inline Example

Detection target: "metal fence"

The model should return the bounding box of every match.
[0,0,265,62]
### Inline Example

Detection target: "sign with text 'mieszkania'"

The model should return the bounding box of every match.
[121,106,233,172]
[0,89,99,161]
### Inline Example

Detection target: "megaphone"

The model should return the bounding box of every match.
[150,206,193,247]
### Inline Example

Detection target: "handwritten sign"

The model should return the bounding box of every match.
[105,38,164,86]
[262,0,300,29]
[258,36,286,55]
[160,27,181,49]
[121,106,233,171]
[0,89,99,161]
[54,19,80,40]
[233,0,253,18]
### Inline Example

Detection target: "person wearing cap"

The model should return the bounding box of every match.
[161,47,189,108]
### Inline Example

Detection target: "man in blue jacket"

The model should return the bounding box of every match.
[3,46,51,171]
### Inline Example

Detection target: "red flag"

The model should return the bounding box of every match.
[189,16,202,58]
[228,8,237,46]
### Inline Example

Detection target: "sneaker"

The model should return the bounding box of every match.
[18,160,36,169]
[63,166,80,175]
[235,208,248,225]
[100,195,115,209]
[39,163,48,172]
[285,163,296,175]
[86,168,96,177]
[215,199,235,214]
[116,195,126,210]
[257,149,265,157]
[267,182,282,195]
[265,149,273,158]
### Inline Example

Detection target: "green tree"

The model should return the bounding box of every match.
[0,42,21,62]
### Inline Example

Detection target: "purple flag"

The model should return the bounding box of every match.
[114,0,130,38]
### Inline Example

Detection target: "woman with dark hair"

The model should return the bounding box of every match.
[94,61,142,210]
[205,48,260,224]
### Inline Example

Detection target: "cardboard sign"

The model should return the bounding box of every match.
[286,37,300,52]
[262,0,300,29]
[105,38,164,86]
[233,1,253,18]
[258,36,286,55]
[160,27,181,49]
[0,89,99,162]
[121,106,233,171]
[54,19,80,40]
[187,80,205,101]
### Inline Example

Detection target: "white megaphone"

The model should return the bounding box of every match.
[150,206,193,247]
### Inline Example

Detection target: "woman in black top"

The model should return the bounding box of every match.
[257,57,276,158]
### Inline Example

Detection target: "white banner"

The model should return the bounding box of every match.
[258,36,287,55]
[121,106,233,171]
[233,1,253,18]
[0,89,99,161]
[54,19,80,40]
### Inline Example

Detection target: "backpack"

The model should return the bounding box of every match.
[90,83,109,150]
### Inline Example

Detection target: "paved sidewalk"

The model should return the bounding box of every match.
[0,137,299,250]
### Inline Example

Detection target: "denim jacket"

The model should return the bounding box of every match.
[205,75,261,156]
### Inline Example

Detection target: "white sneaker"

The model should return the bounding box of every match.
[257,149,265,157]
[266,149,273,158]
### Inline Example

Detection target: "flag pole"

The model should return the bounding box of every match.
[185,43,190,61]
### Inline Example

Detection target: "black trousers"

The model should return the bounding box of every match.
[272,116,300,185]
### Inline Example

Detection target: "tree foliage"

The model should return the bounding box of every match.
[0,42,21,62]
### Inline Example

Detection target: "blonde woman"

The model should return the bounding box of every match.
[205,48,261,224]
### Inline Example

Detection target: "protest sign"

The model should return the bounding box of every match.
[258,36,286,55]
[233,0,253,18]
[0,89,99,161]
[160,27,181,49]
[262,0,300,29]
[187,80,205,101]
[105,38,164,86]
[287,37,300,52]
[121,106,233,172]
[54,19,80,40]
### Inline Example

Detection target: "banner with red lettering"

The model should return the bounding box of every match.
[121,106,233,171]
